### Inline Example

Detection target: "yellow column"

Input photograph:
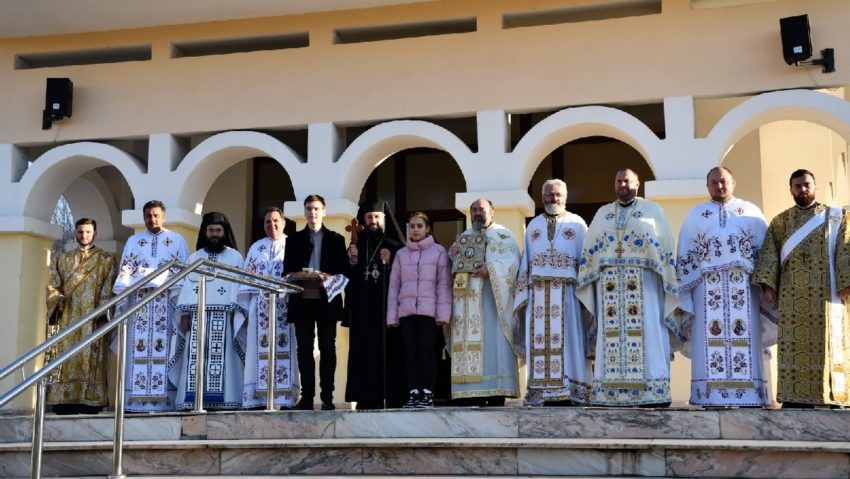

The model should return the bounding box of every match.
[650,195,703,405]
[0,233,54,413]
[322,214,354,407]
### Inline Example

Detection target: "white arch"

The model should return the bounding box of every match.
[16,142,145,221]
[62,174,118,240]
[174,131,304,211]
[336,120,472,200]
[707,89,850,165]
[512,106,662,188]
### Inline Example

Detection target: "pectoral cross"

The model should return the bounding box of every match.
[365,265,381,281]
[615,242,625,258]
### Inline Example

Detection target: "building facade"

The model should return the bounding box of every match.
[2,0,850,410]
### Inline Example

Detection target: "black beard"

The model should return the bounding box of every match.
[365,227,384,240]
[794,195,815,208]
[205,240,225,253]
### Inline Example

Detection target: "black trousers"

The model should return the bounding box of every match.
[293,298,337,404]
[399,315,437,393]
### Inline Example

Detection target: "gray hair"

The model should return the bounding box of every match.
[542,179,568,197]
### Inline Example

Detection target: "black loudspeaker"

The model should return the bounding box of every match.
[45,78,73,118]
[779,14,812,65]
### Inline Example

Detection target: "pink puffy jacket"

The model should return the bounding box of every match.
[386,235,452,326]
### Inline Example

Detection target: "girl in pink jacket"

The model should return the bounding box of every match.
[387,212,452,408]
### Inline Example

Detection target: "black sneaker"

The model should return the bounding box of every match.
[415,391,433,408]
[294,399,314,410]
[321,402,335,411]
[403,390,419,409]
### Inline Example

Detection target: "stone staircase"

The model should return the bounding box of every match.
[0,407,848,478]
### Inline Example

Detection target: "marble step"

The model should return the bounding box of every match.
[2,408,850,477]
[41,477,706,479]
[1,437,849,478]
[2,407,850,443]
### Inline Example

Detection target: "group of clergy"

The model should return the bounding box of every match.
[109,201,308,412]
[44,165,850,414]
[515,166,850,409]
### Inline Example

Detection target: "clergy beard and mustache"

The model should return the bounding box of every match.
[204,237,226,253]
[544,203,565,216]
[365,226,384,240]
[793,192,816,208]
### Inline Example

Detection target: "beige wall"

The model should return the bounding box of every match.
[0,234,53,412]
[2,0,850,145]
[721,130,763,206]
[759,120,839,220]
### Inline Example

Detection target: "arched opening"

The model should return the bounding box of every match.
[360,147,467,246]
[507,104,665,252]
[177,130,305,251]
[338,118,475,207]
[53,167,134,253]
[526,135,655,224]
[199,157,296,252]
[703,90,850,220]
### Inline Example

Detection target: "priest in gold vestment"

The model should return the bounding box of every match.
[45,218,117,414]
[753,169,850,408]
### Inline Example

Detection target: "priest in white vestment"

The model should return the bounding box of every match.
[514,179,592,405]
[449,199,521,405]
[677,167,776,407]
[237,207,300,408]
[577,169,684,406]
[113,200,189,412]
[172,212,245,410]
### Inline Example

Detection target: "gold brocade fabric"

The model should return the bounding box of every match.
[753,204,850,405]
[450,224,521,386]
[45,247,117,406]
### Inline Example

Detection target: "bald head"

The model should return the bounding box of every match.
[470,198,494,231]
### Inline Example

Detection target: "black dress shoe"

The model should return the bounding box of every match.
[294,399,314,410]
[321,402,335,411]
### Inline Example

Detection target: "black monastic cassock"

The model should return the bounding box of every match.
[343,200,407,408]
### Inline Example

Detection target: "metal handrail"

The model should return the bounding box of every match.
[0,257,302,479]
[0,259,182,384]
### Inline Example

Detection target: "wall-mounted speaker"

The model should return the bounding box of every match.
[42,78,73,129]
[45,78,73,118]
[779,14,813,65]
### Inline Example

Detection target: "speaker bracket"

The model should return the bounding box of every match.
[796,48,835,74]
[41,110,52,130]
